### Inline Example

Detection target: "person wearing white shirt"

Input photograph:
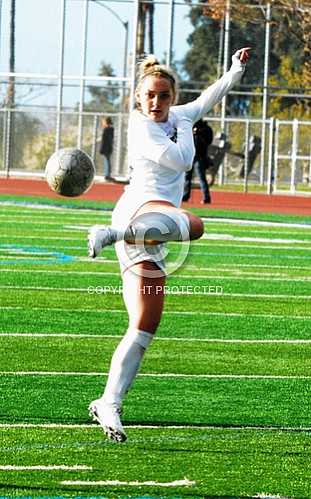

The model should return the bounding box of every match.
[88,47,250,443]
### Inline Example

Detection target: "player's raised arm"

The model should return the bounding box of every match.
[179,47,251,123]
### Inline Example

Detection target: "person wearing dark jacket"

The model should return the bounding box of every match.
[99,117,114,180]
[182,119,213,204]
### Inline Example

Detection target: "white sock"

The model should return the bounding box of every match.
[103,328,153,406]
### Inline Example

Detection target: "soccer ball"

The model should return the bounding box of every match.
[45,148,95,197]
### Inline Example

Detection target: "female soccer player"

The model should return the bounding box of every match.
[88,47,250,442]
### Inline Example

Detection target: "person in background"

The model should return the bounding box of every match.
[182,119,214,204]
[99,117,114,180]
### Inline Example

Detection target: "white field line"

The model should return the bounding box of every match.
[188,251,311,261]
[4,241,311,255]
[2,333,311,344]
[1,423,310,431]
[0,268,290,278]
[0,465,92,471]
[187,263,311,271]
[2,305,311,321]
[2,203,308,229]
[196,242,311,251]
[0,201,311,230]
[64,224,96,231]
[7,247,310,262]
[0,256,58,260]
[3,245,311,262]
[0,203,308,230]
[1,284,311,300]
[0,220,79,226]
[61,478,195,487]
[173,274,311,282]
[0,269,119,276]
[201,233,311,245]
[0,371,310,379]
[204,217,311,230]
[2,268,311,282]
[4,259,309,273]
[4,235,311,249]
[0,333,311,345]
[0,215,109,222]
[2,235,82,241]
[0,201,109,214]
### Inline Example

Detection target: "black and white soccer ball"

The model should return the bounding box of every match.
[45,148,95,197]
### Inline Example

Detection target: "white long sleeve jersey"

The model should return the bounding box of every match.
[116,56,245,219]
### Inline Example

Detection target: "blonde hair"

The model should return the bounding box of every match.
[135,54,179,106]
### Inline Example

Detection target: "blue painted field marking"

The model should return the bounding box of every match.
[0,244,75,265]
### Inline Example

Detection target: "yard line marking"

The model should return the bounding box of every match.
[0,220,82,226]
[188,251,311,261]
[1,285,311,300]
[203,217,311,230]
[1,306,311,321]
[196,242,311,251]
[175,274,311,282]
[2,333,311,344]
[2,235,82,241]
[0,212,110,219]
[0,204,308,230]
[0,200,111,214]
[0,465,92,471]
[0,371,310,379]
[2,268,311,283]
[201,233,311,245]
[4,246,311,262]
[61,478,195,487]
[1,423,311,432]
[195,263,311,270]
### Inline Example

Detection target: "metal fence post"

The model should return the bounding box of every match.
[129,0,139,113]
[243,119,250,193]
[267,117,275,194]
[2,110,7,174]
[55,0,66,151]
[77,0,89,150]
[5,109,12,178]
[219,0,230,185]
[91,114,99,167]
[260,2,271,186]
[273,119,279,192]
[290,118,298,194]
[166,0,175,67]
[115,112,123,177]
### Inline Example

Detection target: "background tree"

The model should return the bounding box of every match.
[86,62,120,112]
[182,0,309,117]
[202,0,310,86]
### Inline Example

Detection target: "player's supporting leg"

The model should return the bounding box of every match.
[88,201,204,258]
[89,261,165,443]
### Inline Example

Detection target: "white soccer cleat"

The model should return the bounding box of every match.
[88,225,116,258]
[89,398,127,443]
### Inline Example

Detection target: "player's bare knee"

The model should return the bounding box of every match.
[130,318,159,335]
[190,217,204,240]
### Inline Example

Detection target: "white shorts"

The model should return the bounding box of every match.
[114,240,166,275]
[111,193,167,275]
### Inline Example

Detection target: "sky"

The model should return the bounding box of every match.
[0,0,193,107]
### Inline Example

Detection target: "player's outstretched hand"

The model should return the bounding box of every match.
[233,47,251,64]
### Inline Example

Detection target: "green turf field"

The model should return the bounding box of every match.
[1,193,311,498]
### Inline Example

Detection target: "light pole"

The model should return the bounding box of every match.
[92,0,129,84]
[91,0,130,177]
